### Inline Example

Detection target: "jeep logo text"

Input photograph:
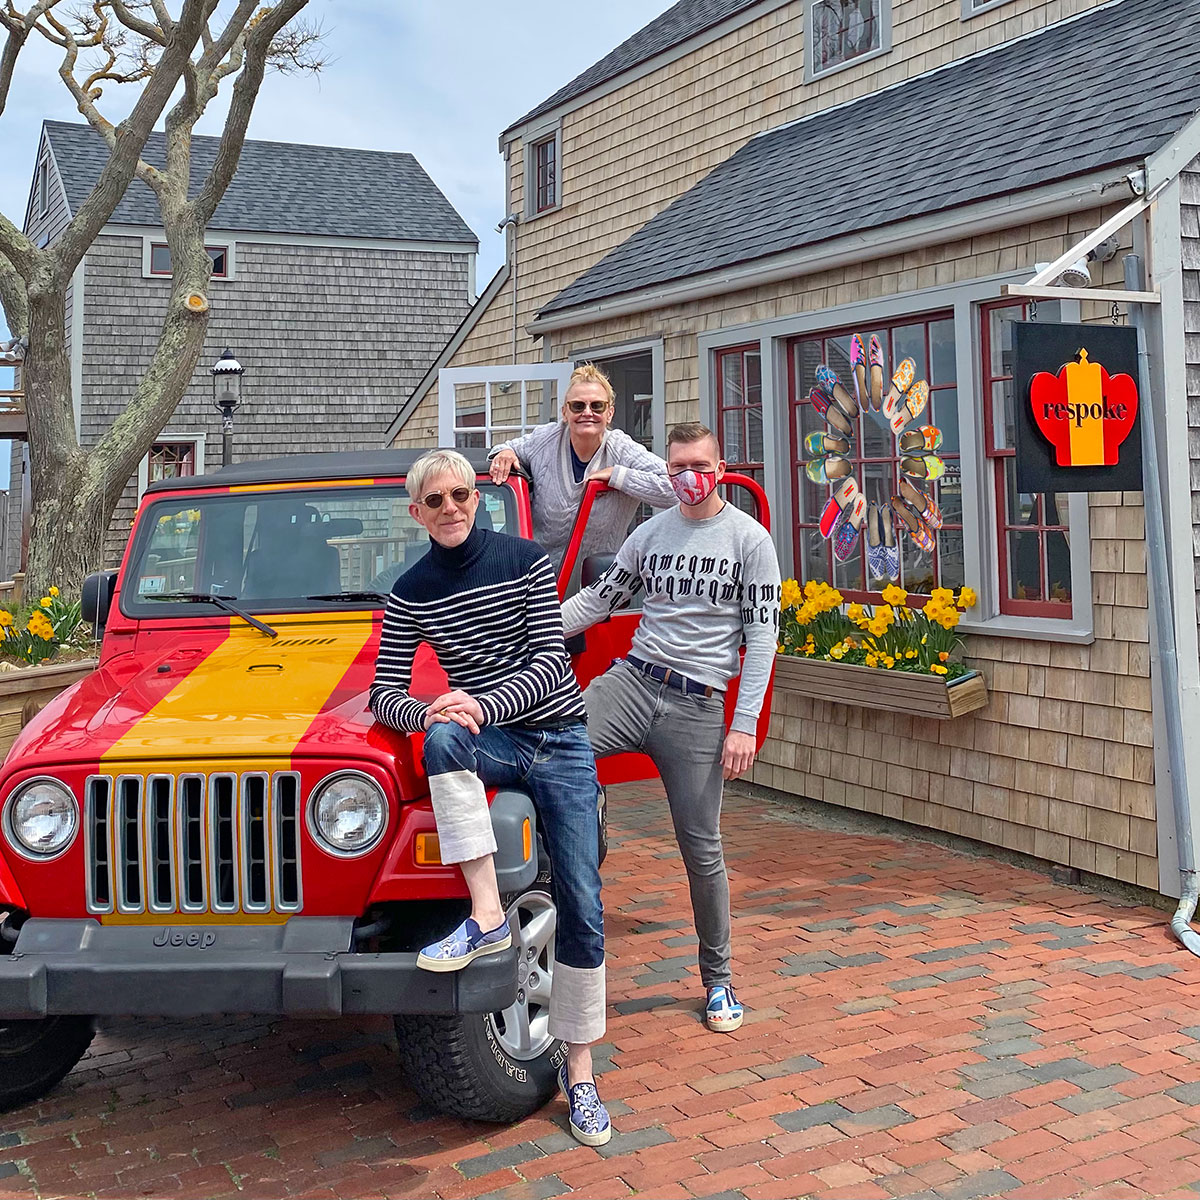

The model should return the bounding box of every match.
[152,928,217,949]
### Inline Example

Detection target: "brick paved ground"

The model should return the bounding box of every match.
[4,781,1200,1199]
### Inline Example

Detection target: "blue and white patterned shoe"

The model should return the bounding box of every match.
[558,1063,612,1146]
[416,917,511,973]
[705,985,744,1032]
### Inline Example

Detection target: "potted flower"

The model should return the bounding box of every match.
[776,581,988,719]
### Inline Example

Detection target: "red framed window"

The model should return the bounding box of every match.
[716,345,763,515]
[534,136,557,213]
[788,313,961,601]
[150,244,228,278]
[149,441,196,483]
[981,300,1073,617]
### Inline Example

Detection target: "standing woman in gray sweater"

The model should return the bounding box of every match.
[488,364,676,568]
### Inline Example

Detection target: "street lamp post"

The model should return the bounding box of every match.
[210,348,246,467]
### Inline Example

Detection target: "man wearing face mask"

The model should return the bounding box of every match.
[561,421,781,1035]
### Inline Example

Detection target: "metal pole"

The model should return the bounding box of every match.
[221,410,234,467]
[1125,254,1200,954]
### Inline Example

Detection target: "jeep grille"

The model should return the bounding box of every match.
[85,772,303,915]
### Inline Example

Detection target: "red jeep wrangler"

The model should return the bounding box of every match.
[0,450,769,1121]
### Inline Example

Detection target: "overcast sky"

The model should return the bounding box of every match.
[0,1,675,487]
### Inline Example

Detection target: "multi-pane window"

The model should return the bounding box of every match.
[981,300,1073,616]
[716,345,764,514]
[149,244,228,278]
[534,136,557,213]
[789,313,960,600]
[149,442,196,483]
[962,0,1014,15]
[809,0,883,76]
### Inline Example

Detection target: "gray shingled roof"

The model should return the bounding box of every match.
[502,0,762,136]
[540,0,1199,318]
[44,121,477,244]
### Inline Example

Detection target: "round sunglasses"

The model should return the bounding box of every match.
[566,399,611,414]
[419,486,473,509]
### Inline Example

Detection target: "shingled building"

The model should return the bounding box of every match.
[16,120,478,568]
[389,0,1200,900]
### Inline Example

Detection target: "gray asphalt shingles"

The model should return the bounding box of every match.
[539,0,1200,317]
[45,121,476,244]
[502,0,761,136]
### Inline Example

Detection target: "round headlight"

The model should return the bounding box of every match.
[6,778,78,858]
[310,772,387,856]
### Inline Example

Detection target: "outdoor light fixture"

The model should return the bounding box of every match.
[1033,260,1091,288]
[210,347,246,467]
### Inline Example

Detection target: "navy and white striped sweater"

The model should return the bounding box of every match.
[369,523,586,734]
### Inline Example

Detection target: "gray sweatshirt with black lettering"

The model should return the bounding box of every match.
[561,503,782,734]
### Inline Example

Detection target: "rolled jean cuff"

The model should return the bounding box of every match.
[548,961,606,1044]
[428,770,497,864]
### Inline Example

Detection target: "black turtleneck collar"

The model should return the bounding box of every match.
[428,519,489,572]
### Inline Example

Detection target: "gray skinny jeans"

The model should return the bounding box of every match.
[583,659,731,988]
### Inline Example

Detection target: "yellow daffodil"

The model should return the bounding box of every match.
[865,653,878,667]
[39,597,51,608]
[883,655,895,669]
[957,587,977,609]
[0,611,12,628]
[939,609,960,631]
[781,579,803,609]
[847,603,864,622]
[48,586,59,597]
[930,587,955,606]
[881,584,907,607]
[930,663,949,675]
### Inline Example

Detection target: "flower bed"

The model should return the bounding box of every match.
[776,581,988,719]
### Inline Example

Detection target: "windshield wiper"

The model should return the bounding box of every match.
[305,591,389,604]
[143,593,278,639]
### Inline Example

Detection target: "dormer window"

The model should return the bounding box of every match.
[524,123,562,219]
[534,135,557,212]
[806,0,890,80]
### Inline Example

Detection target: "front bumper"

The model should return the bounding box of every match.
[0,918,517,1018]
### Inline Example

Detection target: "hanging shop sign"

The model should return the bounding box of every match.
[1013,321,1142,493]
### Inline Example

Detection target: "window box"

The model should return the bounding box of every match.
[773,653,988,719]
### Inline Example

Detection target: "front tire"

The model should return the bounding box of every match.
[393,888,564,1122]
[0,1015,95,1112]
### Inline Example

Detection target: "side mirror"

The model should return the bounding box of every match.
[581,554,615,588]
[81,570,118,628]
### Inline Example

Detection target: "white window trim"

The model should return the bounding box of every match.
[804,0,893,84]
[961,0,1016,17]
[137,434,207,499]
[522,119,563,222]
[140,234,237,281]
[698,269,1094,643]
[437,363,576,446]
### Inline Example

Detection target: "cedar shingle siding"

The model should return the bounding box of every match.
[9,124,476,576]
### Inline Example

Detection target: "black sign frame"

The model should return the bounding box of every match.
[1012,321,1142,494]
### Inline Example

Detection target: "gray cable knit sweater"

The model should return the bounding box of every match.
[491,422,677,567]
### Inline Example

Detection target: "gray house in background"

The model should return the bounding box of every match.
[13,119,477,571]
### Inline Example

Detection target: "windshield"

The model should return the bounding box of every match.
[121,482,520,615]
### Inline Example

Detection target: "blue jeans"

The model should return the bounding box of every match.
[423,721,604,973]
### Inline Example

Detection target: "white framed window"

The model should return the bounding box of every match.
[699,276,1094,642]
[137,435,206,498]
[36,159,50,217]
[805,0,891,81]
[141,236,236,280]
[961,0,1016,16]
[523,121,562,220]
[438,364,576,447]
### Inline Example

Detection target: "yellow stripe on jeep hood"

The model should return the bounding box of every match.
[100,612,374,763]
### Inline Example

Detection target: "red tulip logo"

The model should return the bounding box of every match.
[1029,349,1138,468]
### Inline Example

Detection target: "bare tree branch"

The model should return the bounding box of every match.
[107,0,163,43]
[0,250,29,338]
[49,0,212,279]
[193,0,309,223]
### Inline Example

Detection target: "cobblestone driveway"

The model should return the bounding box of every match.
[3,781,1200,1199]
